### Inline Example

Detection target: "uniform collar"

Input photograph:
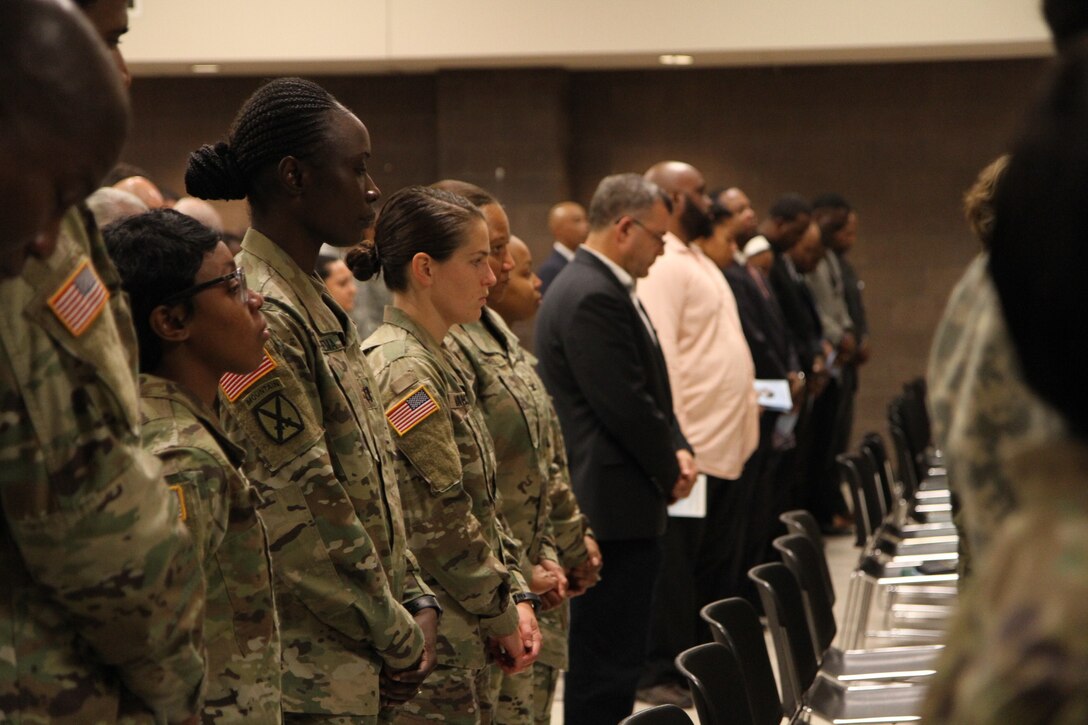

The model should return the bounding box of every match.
[458,307,515,357]
[381,305,448,361]
[240,228,344,337]
[138,373,246,466]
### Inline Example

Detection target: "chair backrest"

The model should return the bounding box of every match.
[836,453,872,545]
[902,378,933,451]
[773,534,838,656]
[700,598,787,725]
[853,452,889,526]
[860,432,898,515]
[620,704,695,725]
[778,510,835,605]
[886,404,920,499]
[674,642,752,725]
[749,563,820,713]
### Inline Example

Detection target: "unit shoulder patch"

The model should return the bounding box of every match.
[253,392,305,444]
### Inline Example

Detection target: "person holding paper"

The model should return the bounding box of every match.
[636,161,760,707]
[535,173,694,725]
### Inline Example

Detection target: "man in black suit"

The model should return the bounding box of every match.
[536,173,696,725]
[537,200,588,294]
[770,219,854,531]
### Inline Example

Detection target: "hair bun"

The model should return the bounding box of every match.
[185,142,247,201]
[345,241,382,282]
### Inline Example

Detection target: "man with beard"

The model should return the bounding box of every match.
[636,162,759,706]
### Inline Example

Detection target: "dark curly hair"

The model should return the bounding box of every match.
[185,77,346,204]
[103,210,220,372]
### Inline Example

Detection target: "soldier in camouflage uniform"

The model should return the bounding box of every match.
[487,234,600,718]
[927,156,1065,578]
[926,50,1088,717]
[922,439,1088,724]
[105,210,283,723]
[186,79,439,723]
[444,205,598,723]
[356,186,541,725]
[1,3,207,722]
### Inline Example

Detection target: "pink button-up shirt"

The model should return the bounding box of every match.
[638,233,759,479]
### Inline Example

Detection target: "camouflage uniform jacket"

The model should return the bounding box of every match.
[922,439,1088,724]
[449,309,592,670]
[0,208,205,724]
[219,229,426,716]
[539,407,593,669]
[927,253,1065,573]
[448,309,559,573]
[364,306,523,670]
[139,375,281,723]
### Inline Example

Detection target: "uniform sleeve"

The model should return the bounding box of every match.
[373,355,519,640]
[401,548,434,603]
[495,508,530,594]
[220,309,423,670]
[543,408,590,568]
[1,431,206,722]
[155,446,232,563]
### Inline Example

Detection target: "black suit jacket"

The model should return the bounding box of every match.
[725,264,798,380]
[839,255,868,341]
[535,248,689,540]
[769,254,824,375]
[536,247,569,296]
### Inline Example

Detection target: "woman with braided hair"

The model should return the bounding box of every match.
[186,77,439,724]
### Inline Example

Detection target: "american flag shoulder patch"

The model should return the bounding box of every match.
[386,384,440,436]
[219,349,277,402]
[48,260,110,336]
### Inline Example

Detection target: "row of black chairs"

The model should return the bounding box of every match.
[623,379,956,724]
[835,431,957,648]
[625,515,940,724]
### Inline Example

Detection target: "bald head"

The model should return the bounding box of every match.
[0,0,130,277]
[113,175,166,210]
[173,197,226,234]
[547,201,588,251]
[86,186,149,228]
[645,160,712,242]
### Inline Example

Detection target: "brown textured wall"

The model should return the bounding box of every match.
[122,57,1050,446]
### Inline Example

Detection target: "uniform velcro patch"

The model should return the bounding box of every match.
[386,384,440,436]
[48,260,109,336]
[220,349,277,402]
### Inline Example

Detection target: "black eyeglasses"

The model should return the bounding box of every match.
[162,267,248,306]
[616,216,666,246]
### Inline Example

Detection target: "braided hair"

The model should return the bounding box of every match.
[186,77,344,203]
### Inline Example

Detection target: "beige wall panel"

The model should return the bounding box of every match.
[124,0,1050,73]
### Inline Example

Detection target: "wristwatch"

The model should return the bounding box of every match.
[513,591,542,613]
[404,594,443,620]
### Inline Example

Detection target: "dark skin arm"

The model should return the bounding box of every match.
[567,534,603,597]
[380,608,438,707]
